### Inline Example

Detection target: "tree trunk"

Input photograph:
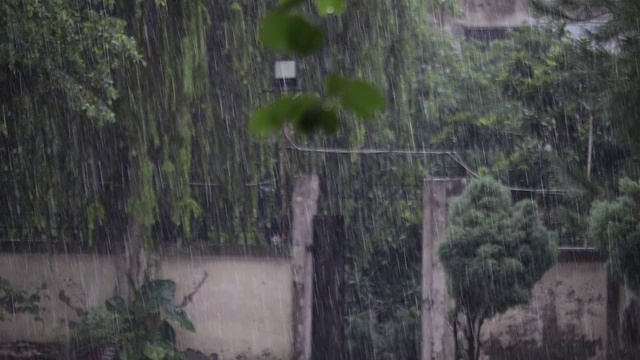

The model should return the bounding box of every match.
[474,318,485,360]
[466,333,475,360]
[115,215,148,300]
[465,312,475,360]
[463,311,485,360]
[453,315,460,359]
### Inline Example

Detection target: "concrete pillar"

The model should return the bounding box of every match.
[291,175,320,360]
[422,178,466,360]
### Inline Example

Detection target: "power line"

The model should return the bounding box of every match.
[286,140,458,157]
[285,133,582,195]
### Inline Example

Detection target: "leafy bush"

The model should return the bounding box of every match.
[106,279,195,360]
[0,275,40,321]
[589,178,640,293]
[63,309,120,359]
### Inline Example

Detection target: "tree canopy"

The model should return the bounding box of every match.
[589,178,640,293]
[438,177,557,360]
[0,0,140,242]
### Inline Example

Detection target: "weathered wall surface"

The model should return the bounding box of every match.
[462,0,536,27]
[481,253,608,360]
[0,253,118,342]
[0,252,293,359]
[159,256,292,359]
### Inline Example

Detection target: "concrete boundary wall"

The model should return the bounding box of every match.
[1,175,612,360]
[0,252,293,359]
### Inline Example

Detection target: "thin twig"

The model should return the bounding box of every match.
[179,272,208,308]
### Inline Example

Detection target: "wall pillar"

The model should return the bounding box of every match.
[422,178,466,360]
[291,175,320,360]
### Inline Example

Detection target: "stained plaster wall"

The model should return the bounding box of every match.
[0,253,117,342]
[0,252,293,359]
[462,0,537,27]
[481,254,608,360]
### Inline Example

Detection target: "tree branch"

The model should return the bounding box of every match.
[179,272,208,308]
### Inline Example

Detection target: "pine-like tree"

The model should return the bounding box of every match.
[438,177,557,360]
[589,178,640,293]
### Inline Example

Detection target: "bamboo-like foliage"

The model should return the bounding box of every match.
[112,0,213,247]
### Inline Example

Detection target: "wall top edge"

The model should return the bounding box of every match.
[557,247,605,263]
[424,177,468,182]
[0,240,291,259]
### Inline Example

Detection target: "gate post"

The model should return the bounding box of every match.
[312,215,346,360]
[291,175,320,360]
[422,178,466,360]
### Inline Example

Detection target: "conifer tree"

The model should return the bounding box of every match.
[438,177,556,360]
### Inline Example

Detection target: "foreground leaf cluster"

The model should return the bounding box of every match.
[250,0,384,137]
[105,279,195,360]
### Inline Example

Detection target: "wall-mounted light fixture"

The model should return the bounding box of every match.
[273,60,297,91]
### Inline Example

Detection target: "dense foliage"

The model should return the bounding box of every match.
[533,0,640,152]
[106,279,194,360]
[589,178,640,293]
[438,177,556,360]
[0,0,139,242]
[0,0,212,252]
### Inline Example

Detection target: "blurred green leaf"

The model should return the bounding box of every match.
[105,296,129,317]
[164,304,196,332]
[286,95,332,135]
[289,95,320,118]
[318,108,339,134]
[315,0,346,16]
[143,342,168,360]
[286,16,325,56]
[259,11,291,52]
[140,279,176,303]
[326,75,384,118]
[249,106,283,136]
[251,95,341,137]
[155,320,178,343]
[249,96,295,136]
[259,11,324,56]
[295,105,339,136]
[130,279,177,315]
